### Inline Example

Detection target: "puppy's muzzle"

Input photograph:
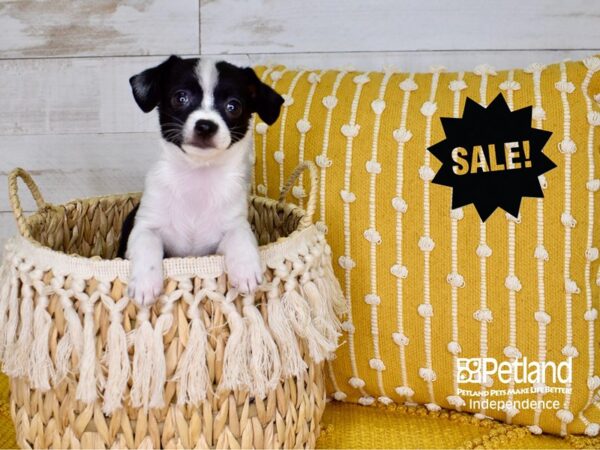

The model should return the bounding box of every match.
[188,119,219,149]
[195,120,218,138]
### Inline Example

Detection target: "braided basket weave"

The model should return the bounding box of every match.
[0,162,345,449]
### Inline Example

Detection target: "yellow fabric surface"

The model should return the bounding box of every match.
[0,374,16,449]
[317,402,578,449]
[253,58,600,436]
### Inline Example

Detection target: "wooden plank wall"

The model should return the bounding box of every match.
[1,0,599,247]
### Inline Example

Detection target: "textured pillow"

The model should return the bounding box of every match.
[252,57,600,437]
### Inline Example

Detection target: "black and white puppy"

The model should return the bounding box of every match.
[120,55,283,306]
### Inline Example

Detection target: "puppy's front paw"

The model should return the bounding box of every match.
[226,253,263,294]
[128,267,164,306]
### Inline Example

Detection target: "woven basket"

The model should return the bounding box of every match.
[0,162,345,449]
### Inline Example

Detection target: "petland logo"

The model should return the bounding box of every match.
[457,357,572,386]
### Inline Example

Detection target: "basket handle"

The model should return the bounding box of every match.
[8,168,47,238]
[278,161,318,230]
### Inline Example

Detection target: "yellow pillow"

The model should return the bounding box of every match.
[252,57,600,437]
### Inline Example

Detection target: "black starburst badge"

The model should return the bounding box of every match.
[428,93,556,221]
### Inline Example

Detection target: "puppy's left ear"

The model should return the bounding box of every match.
[244,68,284,125]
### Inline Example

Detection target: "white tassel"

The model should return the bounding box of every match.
[130,308,155,409]
[281,284,335,363]
[321,245,348,316]
[243,295,281,399]
[266,286,306,379]
[1,265,20,368]
[4,281,34,377]
[76,291,100,404]
[219,290,251,392]
[0,256,14,360]
[29,294,55,391]
[281,284,310,331]
[173,292,210,405]
[101,297,130,415]
[303,278,341,349]
[317,263,347,317]
[149,311,172,409]
[54,291,84,385]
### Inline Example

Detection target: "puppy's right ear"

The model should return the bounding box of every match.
[243,67,284,125]
[129,55,180,113]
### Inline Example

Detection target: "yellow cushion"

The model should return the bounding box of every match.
[253,58,600,436]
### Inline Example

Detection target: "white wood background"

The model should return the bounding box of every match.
[1,0,599,248]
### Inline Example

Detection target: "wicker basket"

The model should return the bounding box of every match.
[0,162,345,449]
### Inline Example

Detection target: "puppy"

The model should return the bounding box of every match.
[119,55,283,306]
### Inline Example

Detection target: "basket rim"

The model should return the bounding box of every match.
[7,192,320,281]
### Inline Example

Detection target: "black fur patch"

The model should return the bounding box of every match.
[117,204,138,259]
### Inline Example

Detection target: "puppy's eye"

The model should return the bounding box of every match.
[171,90,190,108]
[225,98,242,118]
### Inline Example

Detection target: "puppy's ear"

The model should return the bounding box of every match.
[129,55,180,113]
[244,68,284,125]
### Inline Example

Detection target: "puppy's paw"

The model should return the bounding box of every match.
[226,253,263,295]
[128,267,164,306]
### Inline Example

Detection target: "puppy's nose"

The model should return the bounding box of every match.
[194,120,218,137]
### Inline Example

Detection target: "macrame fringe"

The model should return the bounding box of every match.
[281,285,311,332]
[320,259,348,316]
[130,309,156,409]
[28,294,55,391]
[219,291,251,393]
[76,293,99,404]
[4,281,34,378]
[303,277,341,347]
[266,288,307,378]
[1,266,20,371]
[149,312,172,409]
[243,296,281,399]
[0,234,344,407]
[173,299,210,405]
[101,297,130,415]
[281,286,335,363]
[54,292,84,385]
[0,256,14,361]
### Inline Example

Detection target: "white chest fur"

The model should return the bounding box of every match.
[136,141,251,257]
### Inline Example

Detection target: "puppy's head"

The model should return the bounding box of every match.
[130,56,283,162]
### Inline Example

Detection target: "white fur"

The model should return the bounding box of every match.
[127,134,262,305]
[127,60,263,306]
[197,59,218,109]
[181,59,231,153]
